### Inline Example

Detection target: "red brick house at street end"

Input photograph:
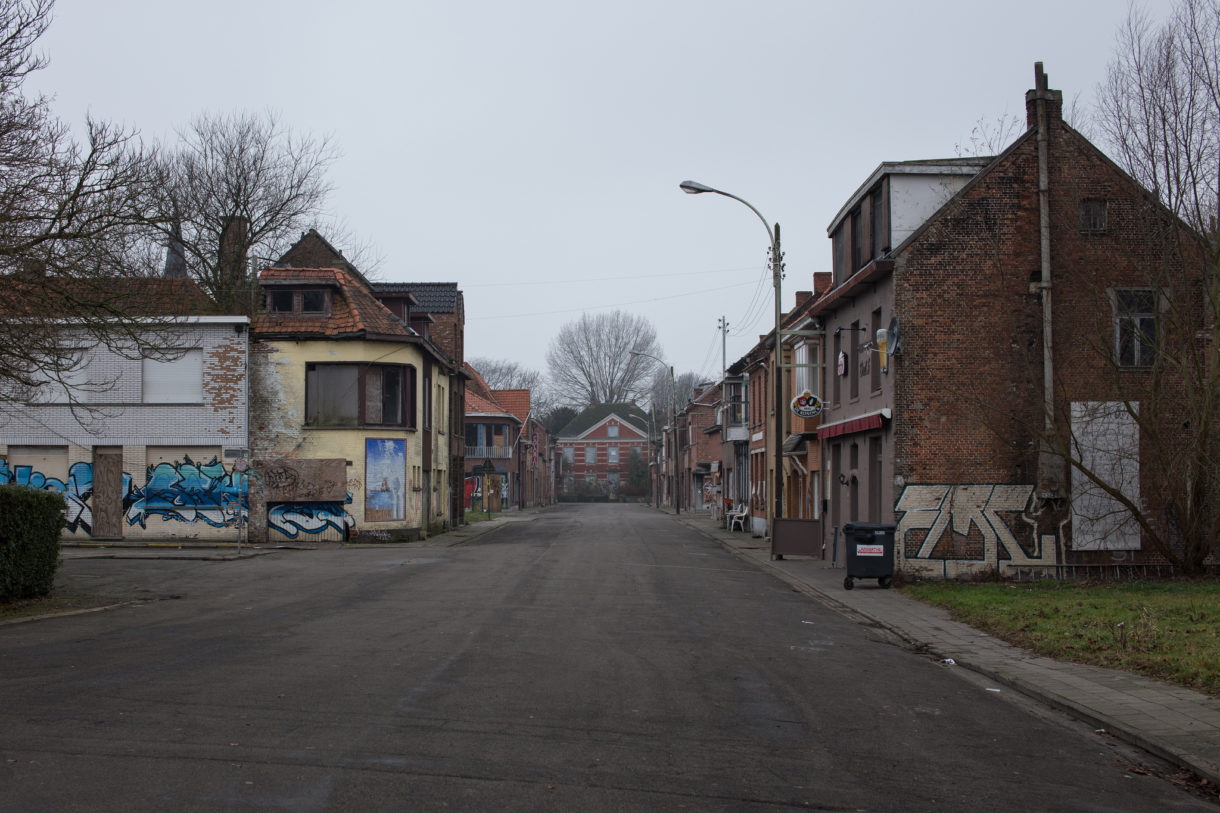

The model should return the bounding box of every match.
[555,404,649,497]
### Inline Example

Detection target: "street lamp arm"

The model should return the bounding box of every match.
[680,180,776,251]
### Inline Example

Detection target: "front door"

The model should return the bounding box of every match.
[91,446,123,539]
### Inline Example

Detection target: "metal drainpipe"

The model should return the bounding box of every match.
[1034,65,1059,497]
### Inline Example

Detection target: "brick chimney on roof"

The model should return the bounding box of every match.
[1025,62,1062,129]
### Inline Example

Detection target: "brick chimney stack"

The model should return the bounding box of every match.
[1025,62,1063,129]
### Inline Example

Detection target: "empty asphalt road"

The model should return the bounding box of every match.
[0,504,1212,811]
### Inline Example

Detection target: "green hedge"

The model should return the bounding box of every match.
[0,485,65,601]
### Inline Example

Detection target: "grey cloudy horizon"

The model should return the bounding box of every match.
[29,0,1159,388]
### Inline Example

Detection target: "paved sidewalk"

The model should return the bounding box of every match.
[58,509,539,560]
[673,509,1220,788]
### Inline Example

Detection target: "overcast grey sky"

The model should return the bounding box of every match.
[30,0,1165,386]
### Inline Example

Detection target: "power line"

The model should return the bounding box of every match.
[469,279,756,321]
[470,264,761,288]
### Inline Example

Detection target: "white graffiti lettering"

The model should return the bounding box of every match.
[896,484,1051,566]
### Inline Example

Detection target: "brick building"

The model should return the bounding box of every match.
[555,404,649,496]
[676,382,721,512]
[463,364,521,512]
[817,64,1207,577]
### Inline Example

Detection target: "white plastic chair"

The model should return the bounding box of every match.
[727,504,748,533]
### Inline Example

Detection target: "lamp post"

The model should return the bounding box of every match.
[680,180,784,530]
[630,350,679,515]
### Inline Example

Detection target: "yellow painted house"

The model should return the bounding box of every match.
[248,241,457,542]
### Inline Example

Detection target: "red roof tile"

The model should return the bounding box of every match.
[494,389,530,422]
[253,267,414,339]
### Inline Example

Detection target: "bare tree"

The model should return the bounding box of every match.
[545,310,663,406]
[1080,0,1220,572]
[157,110,337,313]
[0,0,171,411]
[648,368,701,419]
[468,356,557,416]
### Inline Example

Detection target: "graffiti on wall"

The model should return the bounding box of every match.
[1,456,362,539]
[895,484,1054,567]
[0,460,134,534]
[267,493,355,538]
[131,456,246,528]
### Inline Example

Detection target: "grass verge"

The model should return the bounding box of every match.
[900,579,1220,697]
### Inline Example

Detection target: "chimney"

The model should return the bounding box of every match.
[163,222,188,278]
[1025,62,1063,129]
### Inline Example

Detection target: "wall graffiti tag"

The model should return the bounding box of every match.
[131,456,247,529]
[895,484,1054,568]
[2,456,360,539]
[267,493,355,539]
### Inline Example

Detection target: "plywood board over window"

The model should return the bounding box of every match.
[1071,401,1141,550]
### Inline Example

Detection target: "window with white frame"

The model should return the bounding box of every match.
[607,423,619,438]
[793,342,817,396]
[143,349,203,403]
[584,445,596,464]
[563,446,574,463]
[607,446,619,464]
[1114,289,1157,368]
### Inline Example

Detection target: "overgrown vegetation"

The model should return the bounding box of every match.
[0,484,64,600]
[902,580,1220,696]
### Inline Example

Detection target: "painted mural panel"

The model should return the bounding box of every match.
[365,439,406,522]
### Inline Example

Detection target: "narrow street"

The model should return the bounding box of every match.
[0,504,1211,811]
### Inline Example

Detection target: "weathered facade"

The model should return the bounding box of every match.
[0,279,251,542]
[249,246,456,541]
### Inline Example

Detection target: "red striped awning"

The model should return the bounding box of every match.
[818,411,885,440]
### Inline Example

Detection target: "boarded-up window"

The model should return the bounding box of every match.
[143,349,203,403]
[1070,401,1141,550]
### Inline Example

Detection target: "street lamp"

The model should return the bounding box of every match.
[680,180,784,530]
[629,349,679,515]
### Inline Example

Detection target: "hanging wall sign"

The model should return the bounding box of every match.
[837,351,848,377]
[791,390,824,418]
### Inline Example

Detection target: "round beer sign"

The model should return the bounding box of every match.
[791,390,823,418]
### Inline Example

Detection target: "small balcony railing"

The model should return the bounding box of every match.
[466,445,514,459]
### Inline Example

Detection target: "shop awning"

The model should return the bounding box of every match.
[782,432,818,454]
[817,408,891,440]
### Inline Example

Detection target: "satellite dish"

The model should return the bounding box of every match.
[887,315,902,356]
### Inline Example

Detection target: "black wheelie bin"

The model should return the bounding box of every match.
[842,522,895,590]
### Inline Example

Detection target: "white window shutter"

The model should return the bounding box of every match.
[143,350,203,403]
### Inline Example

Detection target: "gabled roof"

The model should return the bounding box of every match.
[275,229,363,276]
[556,403,649,438]
[464,363,521,422]
[494,389,530,422]
[253,267,415,339]
[376,282,461,313]
[1,275,218,317]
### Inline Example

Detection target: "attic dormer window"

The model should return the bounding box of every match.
[268,289,330,316]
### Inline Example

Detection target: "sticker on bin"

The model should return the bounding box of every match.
[856,544,885,556]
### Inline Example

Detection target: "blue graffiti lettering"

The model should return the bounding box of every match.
[129,455,247,529]
[267,492,355,539]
